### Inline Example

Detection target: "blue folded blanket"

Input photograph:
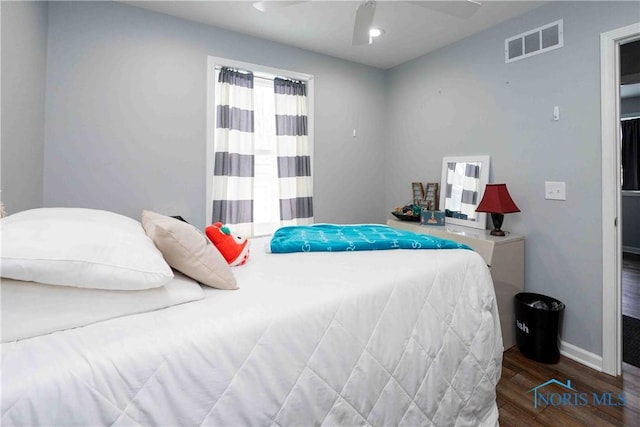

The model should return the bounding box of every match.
[269,224,470,253]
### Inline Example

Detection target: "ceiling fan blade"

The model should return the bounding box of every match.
[408,0,482,19]
[352,1,376,46]
[252,1,307,13]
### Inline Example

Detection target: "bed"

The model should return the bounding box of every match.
[1,209,503,426]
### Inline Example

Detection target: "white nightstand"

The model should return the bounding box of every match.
[387,218,524,350]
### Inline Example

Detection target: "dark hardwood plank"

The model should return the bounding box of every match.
[498,348,639,426]
[498,401,544,427]
[496,372,546,418]
[622,362,640,395]
[535,405,611,427]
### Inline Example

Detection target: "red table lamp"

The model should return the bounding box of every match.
[475,184,520,236]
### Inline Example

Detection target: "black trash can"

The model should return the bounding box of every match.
[514,292,565,363]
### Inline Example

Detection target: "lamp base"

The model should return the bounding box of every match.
[489,213,505,237]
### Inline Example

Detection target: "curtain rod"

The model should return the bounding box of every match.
[621,116,640,121]
[215,65,271,81]
[214,65,304,84]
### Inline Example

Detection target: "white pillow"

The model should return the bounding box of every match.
[0,208,174,290]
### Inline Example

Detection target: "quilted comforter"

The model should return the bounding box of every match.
[1,237,502,426]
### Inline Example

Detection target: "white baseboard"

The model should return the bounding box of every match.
[623,246,640,255]
[560,340,603,372]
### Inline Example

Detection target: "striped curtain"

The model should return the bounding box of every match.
[622,118,640,190]
[274,78,313,226]
[212,68,255,236]
[445,161,481,221]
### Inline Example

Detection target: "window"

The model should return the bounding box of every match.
[206,57,314,237]
[252,77,280,235]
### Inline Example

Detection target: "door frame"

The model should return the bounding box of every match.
[601,22,640,376]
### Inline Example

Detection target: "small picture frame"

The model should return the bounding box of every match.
[423,182,439,211]
[421,208,446,226]
[412,182,425,205]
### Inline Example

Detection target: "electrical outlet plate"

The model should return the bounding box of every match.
[545,181,566,200]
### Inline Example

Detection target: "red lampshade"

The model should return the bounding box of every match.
[476,184,520,214]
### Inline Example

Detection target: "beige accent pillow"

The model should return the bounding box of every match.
[141,210,238,290]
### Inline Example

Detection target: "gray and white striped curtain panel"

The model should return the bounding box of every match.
[445,161,481,221]
[274,78,313,226]
[622,118,640,190]
[212,68,255,236]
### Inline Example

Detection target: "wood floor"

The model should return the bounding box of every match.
[497,255,640,425]
[498,347,640,426]
[623,252,640,320]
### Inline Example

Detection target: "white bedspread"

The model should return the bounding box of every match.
[1,272,205,342]
[1,237,502,426]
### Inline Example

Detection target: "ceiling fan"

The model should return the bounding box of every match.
[252,0,483,46]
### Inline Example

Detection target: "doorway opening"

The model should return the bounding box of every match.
[601,22,640,376]
[620,39,640,371]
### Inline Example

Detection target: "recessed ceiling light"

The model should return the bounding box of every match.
[369,27,384,38]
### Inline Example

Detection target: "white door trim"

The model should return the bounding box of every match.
[601,22,640,376]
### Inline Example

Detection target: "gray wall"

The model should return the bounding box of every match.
[43,1,387,228]
[386,1,640,357]
[623,194,640,252]
[1,1,48,214]
[622,96,640,117]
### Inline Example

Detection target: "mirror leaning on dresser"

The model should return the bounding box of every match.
[440,155,491,230]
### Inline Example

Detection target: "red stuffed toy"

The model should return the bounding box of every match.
[205,222,250,266]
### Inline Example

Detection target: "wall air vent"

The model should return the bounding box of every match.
[505,20,563,63]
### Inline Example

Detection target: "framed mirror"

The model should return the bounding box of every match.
[439,155,491,230]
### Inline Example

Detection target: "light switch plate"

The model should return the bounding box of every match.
[545,181,566,200]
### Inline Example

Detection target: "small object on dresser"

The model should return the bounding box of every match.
[392,211,420,222]
[446,210,467,220]
[475,183,520,236]
[392,204,421,222]
[421,209,445,226]
[411,182,425,205]
[423,182,439,211]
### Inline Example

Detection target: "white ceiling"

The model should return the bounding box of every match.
[123,0,546,69]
